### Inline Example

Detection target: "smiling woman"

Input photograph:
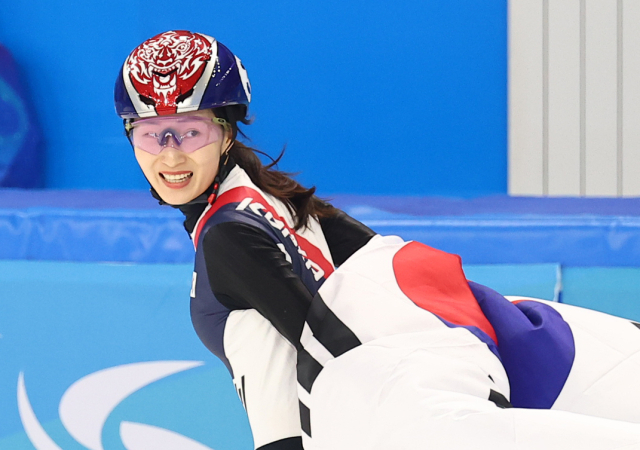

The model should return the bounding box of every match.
[115,30,640,450]
[114,30,369,450]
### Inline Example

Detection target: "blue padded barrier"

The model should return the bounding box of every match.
[336,195,640,267]
[359,213,640,267]
[0,207,188,263]
[0,190,638,266]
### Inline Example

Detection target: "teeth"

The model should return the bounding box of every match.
[163,173,192,183]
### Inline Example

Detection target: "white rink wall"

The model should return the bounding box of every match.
[509,0,640,197]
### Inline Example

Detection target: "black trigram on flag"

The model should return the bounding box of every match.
[235,375,247,410]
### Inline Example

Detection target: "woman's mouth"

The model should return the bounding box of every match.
[160,171,193,189]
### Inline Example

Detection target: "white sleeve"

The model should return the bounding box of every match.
[224,309,301,449]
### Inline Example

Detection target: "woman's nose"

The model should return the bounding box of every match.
[159,145,187,166]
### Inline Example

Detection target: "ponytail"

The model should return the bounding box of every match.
[214,106,337,229]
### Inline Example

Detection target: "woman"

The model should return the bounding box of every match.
[115,30,640,450]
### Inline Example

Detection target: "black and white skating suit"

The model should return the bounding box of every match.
[185,162,372,450]
[185,163,640,450]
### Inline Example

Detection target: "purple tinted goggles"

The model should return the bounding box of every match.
[125,116,229,155]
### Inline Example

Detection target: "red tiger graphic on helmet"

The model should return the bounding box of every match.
[126,30,213,115]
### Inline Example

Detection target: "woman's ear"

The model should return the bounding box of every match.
[223,136,234,154]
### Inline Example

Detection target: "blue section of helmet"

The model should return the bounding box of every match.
[114,68,137,118]
[199,41,250,110]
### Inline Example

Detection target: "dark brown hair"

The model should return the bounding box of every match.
[214,105,337,229]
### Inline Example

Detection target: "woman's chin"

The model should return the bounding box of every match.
[155,185,198,206]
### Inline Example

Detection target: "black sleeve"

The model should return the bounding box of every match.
[257,437,303,450]
[319,209,376,266]
[203,222,313,349]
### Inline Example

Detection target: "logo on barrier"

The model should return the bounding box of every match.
[18,360,214,450]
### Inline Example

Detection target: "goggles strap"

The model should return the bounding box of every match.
[124,119,134,148]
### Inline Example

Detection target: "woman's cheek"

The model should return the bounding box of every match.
[134,149,158,182]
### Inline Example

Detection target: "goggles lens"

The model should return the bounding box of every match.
[129,116,226,155]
